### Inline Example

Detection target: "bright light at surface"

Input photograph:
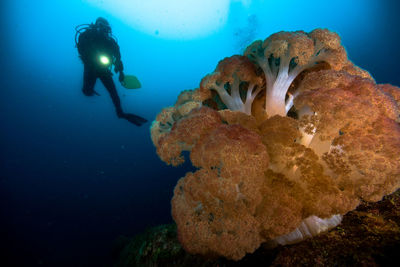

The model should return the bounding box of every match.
[84,0,231,39]
[99,55,110,65]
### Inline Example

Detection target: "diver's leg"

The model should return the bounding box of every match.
[82,65,97,96]
[99,72,124,116]
[100,73,147,126]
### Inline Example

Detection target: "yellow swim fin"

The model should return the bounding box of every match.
[121,75,141,89]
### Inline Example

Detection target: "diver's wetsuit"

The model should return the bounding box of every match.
[77,26,147,126]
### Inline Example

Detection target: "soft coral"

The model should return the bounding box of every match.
[200,55,263,115]
[244,29,348,116]
[150,28,400,261]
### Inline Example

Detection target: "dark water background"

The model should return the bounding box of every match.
[1,0,400,266]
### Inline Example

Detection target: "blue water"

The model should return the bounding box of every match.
[1,0,399,266]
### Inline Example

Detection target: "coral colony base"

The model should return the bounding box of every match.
[150,29,400,260]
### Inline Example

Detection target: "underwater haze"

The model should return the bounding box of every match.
[1,0,400,266]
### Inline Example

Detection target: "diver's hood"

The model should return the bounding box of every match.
[95,17,111,34]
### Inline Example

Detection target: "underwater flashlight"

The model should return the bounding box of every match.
[99,55,110,65]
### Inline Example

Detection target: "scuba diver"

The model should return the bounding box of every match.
[75,17,147,126]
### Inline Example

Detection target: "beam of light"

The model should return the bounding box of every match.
[99,55,110,65]
[84,0,231,39]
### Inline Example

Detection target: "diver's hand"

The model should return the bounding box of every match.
[119,72,125,83]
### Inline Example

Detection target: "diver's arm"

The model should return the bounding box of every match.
[113,41,124,73]
[115,59,124,83]
[114,57,124,73]
[112,41,125,82]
